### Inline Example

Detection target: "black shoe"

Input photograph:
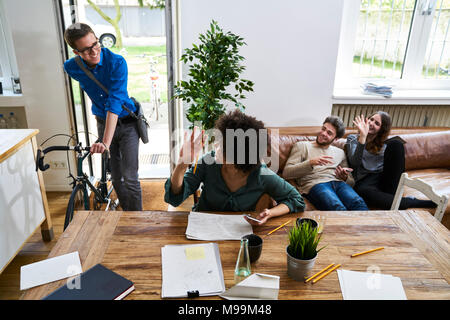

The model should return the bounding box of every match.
[400,196,437,209]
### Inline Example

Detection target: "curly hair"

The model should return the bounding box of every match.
[366,111,392,154]
[214,109,267,173]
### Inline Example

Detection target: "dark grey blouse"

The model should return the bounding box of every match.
[345,134,386,183]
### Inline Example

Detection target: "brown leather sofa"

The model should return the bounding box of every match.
[264,127,450,229]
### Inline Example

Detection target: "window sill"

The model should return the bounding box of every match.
[0,90,25,107]
[332,89,450,105]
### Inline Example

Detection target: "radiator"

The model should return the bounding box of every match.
[332,104,450,128]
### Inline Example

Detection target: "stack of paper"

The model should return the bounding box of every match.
[161,243,225,298]
[337,269,407,300]
[361,82,393,98]
[20,251,82,290]
[220,273,280,300]
[186,211,253,240]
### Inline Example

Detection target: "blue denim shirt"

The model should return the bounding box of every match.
[63,48,136,119]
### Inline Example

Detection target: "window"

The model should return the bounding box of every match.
[0,0,20,94]
[335,0,450,91]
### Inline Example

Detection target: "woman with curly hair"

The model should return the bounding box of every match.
[346,111,435,209]
[164,109,305,225]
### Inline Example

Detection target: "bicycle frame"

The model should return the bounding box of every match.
[75,150,113,209]
[36,143,115,210]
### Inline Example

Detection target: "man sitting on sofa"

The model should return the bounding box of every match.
[282,116,368,211]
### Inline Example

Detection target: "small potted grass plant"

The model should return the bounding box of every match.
[286,220,325,281]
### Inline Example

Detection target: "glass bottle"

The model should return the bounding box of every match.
[7,112,18,128]
[0,114,7,129]
[234,238,251,284]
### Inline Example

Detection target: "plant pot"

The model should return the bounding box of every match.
[286,245,317,281]
[296,218,318,229]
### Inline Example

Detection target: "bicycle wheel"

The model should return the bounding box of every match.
[64,184,88,230]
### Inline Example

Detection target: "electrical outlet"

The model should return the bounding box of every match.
[49,161,67,169]
[57,161,67,169]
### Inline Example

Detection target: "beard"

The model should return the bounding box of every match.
[316,135,333,146]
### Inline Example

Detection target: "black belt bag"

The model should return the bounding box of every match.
[75,56,150,144]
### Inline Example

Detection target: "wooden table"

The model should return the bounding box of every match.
[22,209,450,300]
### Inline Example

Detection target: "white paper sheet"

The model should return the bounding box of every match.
[161,243,225,298]
[220,273,280,300]
[186,211,253,240]
[20,251,82,290]
[337,269,407,300]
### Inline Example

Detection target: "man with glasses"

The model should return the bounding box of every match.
[63,22,142,211]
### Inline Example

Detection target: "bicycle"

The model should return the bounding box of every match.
[36,138,119,231]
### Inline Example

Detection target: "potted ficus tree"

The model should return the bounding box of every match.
[286,220,326,281]
[173,20,254,132]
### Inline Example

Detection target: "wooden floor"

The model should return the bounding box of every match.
[0,179,194,300]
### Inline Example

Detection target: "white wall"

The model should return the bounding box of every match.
[1,0,73,191]
[179,0,345,127]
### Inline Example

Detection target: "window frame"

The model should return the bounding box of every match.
[335,0,450,92]
[0,0,20,94]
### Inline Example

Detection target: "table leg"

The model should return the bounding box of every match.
[31,136,54,241]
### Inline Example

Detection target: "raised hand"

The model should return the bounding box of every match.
[178,126,204,165]
[353,115,369,143]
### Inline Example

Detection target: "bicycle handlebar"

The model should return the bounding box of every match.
[35,145,91,172]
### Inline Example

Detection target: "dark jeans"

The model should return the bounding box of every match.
[354,139,425,210]
[304,180,368,211]
[97,117,142,211]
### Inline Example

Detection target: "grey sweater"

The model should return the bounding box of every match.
[345,134,386,183]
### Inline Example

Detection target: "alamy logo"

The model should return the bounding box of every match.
[66,264,82,290]
[366,265,382,290]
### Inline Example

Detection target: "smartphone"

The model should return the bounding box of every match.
[244,214,262,223]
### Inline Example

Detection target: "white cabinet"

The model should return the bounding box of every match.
[0,129,53,273]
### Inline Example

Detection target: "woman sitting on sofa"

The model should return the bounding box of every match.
[345,111,435,209]
[164,109,305,225]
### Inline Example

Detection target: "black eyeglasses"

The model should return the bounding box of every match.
[76,40,101,55]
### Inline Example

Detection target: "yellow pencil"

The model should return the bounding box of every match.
[312,264,341,284]
[351,247,384,258]
[266,220,292,236]
[304,263,335,283]
[193,155,199,174]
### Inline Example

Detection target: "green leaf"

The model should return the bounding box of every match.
[177,19,255,130]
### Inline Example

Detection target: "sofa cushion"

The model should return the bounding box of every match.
[398,131,450,171]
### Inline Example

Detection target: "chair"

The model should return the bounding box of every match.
[391,172,449,222]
